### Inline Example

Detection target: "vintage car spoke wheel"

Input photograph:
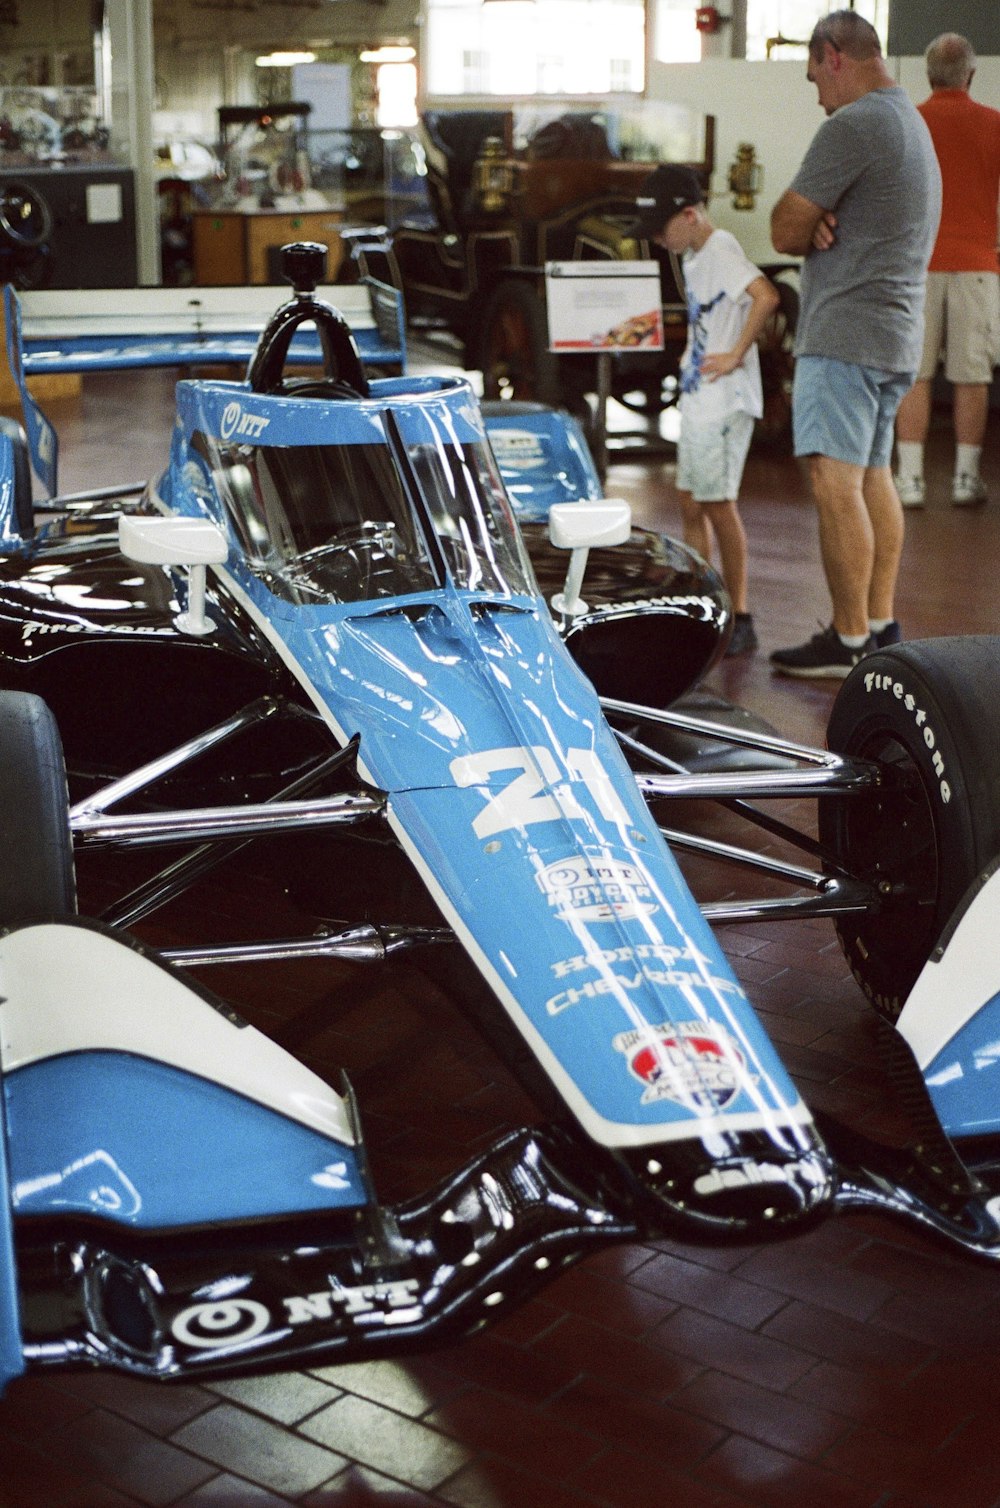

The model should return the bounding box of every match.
[479,280,561,406]
[755,278,798,449]
[821,637,1000,1019]
[0,182,52,248]
[0,691,76,925]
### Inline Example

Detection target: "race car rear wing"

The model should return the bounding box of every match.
[2,279,407,499]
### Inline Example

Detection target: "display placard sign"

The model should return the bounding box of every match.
[544,261,664,353]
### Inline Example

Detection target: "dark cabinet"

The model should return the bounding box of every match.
[0,166,137,288]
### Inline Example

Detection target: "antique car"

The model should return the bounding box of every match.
[370,105,798,442]
[377,104,706,419]
[2,252,1000,1399]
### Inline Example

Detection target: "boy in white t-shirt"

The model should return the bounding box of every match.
[636,166,780,656]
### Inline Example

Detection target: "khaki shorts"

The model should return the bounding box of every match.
[918,270,1000,384]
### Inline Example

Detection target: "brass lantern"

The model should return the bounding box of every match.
[473,137,514,216]
[728,143,763,211]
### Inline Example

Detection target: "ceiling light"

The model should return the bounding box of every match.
[359,45,416,63]
[255,51,317,68]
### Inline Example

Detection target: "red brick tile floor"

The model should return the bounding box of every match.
[3,367,1000,1506]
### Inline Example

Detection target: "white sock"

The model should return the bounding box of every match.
[955,444,982,479]
[896,441,924,480]
[869,617,891,633]
[838,631,869,648]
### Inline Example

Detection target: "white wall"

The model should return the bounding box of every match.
[648,55,1000,266]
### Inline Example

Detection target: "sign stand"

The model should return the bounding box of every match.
[544,260,665,487]
[592,352,613,485]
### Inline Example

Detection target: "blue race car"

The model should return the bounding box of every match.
[2,245,1000,1397]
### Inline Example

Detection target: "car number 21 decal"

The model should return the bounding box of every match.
[450,745,630,838]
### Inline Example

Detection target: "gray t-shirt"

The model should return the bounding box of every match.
[791,86,942,372]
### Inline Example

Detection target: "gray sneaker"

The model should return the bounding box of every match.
[770,624,875,679]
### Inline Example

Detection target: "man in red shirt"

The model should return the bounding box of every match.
[895,33,1000,508]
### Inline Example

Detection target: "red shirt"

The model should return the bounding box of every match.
[919,89,1000,272]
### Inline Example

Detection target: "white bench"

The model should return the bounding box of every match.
[6,280,405,378]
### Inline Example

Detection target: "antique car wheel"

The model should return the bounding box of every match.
[7,244,52,291]
[0,182,52,248]
[479,280,561,406]
[0,691,76,926]
[755,277,798,448]
[821,638,1000,1020]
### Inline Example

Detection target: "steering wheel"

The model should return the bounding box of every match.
[247,242,369,398]
[0,182,52,249]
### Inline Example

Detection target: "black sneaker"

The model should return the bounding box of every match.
[724,612,758,657]
[872,619,902,649]
[770,624,875,679]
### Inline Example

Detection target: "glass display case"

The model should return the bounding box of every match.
[0,86,114,168]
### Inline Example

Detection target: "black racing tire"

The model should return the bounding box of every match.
[478,280,562,407]
[0,692,76,927]
[821,637,1000,1019]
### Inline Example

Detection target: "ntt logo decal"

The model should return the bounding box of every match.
[219,401,270,442]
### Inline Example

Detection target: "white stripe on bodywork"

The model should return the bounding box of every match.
[0,923,353,1144]
[897,865,1000,1069]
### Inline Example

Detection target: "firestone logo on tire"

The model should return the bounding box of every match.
[862,671,951,803]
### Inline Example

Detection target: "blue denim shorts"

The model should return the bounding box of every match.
[793,356,913,468]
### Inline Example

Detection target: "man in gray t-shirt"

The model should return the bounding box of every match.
[768,10,941,679]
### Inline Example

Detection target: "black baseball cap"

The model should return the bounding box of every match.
[634,165,705,237]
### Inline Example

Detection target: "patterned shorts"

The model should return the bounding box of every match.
[676,410,755,502]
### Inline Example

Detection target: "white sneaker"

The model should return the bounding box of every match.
[952,473,988,507]
[895,475,925,508]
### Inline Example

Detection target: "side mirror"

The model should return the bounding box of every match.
[547,499,631,618]
[119,515,228,637]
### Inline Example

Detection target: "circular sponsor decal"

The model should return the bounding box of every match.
[219,400,242,441]
[171,1298,271,1349]
[616,1022,745,1111]
[535,854,657,922]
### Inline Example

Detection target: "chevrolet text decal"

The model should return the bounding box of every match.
[544,942,744,1015]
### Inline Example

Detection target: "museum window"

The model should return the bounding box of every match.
[651,0,889,63]
[743,0,888,60]
[425,0,645,97]
[376,63,418,129]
